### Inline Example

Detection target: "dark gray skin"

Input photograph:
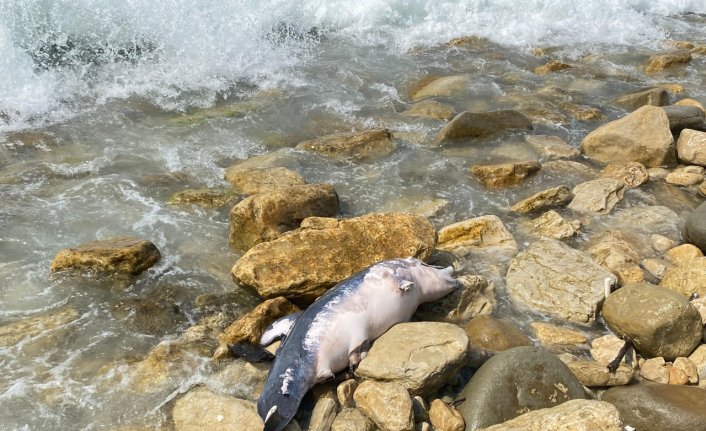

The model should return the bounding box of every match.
[257,257,460,431]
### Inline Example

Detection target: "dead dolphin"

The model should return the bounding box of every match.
[257,257,460,431]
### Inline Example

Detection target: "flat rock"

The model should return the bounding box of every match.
[665,171,704,186]
[381,194,449,219]
[615,87,670,110]
[470,160,541,188]
[168,188,242,208]
[598,162,649,187]
[677,129,706,166]
[232,213,436,305]
[465,315,532,366]
[331,409,375,431]
[436,110,532,142]
[354,381,414,431]
[645,50,692,74]
[510,185,572,213]
[530,322,588,347]
[660,256,706,298]
[525,135,579,160]
[456,346,589,431]
[476,399,622,431]
[228,183,339,252]
[403,100,456,120]
[567,178,625,215]
[414,274,496,325]
[639,357,670,383]
[580,105,673,167]
[506,238,616,323]
[204,359,268,401]
[224,166,305,194]
[437,215,517,254]
[309,397,337,431]
[411,75,470,101]
[564,360,633,387]
[172,387,263,431]
[602,383,706,431]
[51,237,161,275]
[526,210,581,240]
[0,307,79,347]
[355,322,468,397]
[684,201,706,252]
[296,129,397,162]
[663,105,706,133]
[602,282,702,360]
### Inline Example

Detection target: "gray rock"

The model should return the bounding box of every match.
[663,105,706,133]
[436,110,532,142]
[456,346,588,431]
[567,178,625,215]
[414,275,496,325]
[296,129,397,162]
[510,185,572,214]
[684,200,706,253]
[602,383,706,431]
[677,129,706,166]
[331,409,375,431]
[615,87,669,110]
[476,400,622,431]
[564,360,634,387]
[602,282,702,361]
[506,238,616,323]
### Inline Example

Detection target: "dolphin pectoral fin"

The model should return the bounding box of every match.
[228,342,276,362]
[260,311,303,346]
[348,339,371,373]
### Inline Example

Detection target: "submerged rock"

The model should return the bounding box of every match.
[51,237,161,275]
[436,110,532,142]
[296,129,397,162]
[403,100,456,120]
[410,75,471,101]
[437,215,517,254]
[231,213,436,304]
[510,185,571,213]
[534,59,572,75]
[525,135,579,160]
[598,162,649,188]
[224,166,306,194]
[0,307,79,347]
[567,178,625,215]
[470,160,541,188]
[530,322,588,347]
[168,188,242,208]
[645,50,692,74]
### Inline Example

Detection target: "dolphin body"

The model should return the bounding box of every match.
[257,257,460,431]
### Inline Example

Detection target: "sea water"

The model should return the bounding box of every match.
[1,1,705,429]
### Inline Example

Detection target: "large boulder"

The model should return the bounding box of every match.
[602,383,706,431]
[172,387,263,431]
[228,183,340,252]
[436,110,532,142]
[506,238,616,323]
[231,213,436,304]
[464,315,532,366]
[602,282,702,360]
[477,400,622,431]
[355,322,469,397]
[663,105,706,133]
[678,129,706,166]
[296,129,397,162]
[456,346,588,431]
[51,237,161,275]
[224,166,305,194]
[684,201,706,253]
[580,105,673,167]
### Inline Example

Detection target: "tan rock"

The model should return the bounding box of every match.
[665,244,704,265]
[674,357,699,384]
[658,82,687,94]
[51,237,161,275]
[652,234,678,253]
[337,380,357,408]
[667,365,689,385]
[414,274,496,325]
[666,171,704,186]
[428,400,465,431]
[677,129,706,166]
[527,210,581,240]
[591,334,636,365]
[224,166,305,194]
[172,387,263,431]
[436,110,532,142]
[645,50,693,74]
[168,188,242,208]
[228,183,340,252]
[465,315,531,366]
[355,322,469,397]
[615,87,670,110]
[403,100,456,120]
[437,215,517,253]
[648,167,670,180]
[381,195,449,219]
[692,297,706,324]
[598,162,649,187]
[641,258,670,280]
[331,409,375,431]
[534,60,572,75]
[688,345,706,388]
[565,360,633,387]
[510,185,572,213]
[676,98,706,114]
[411,75,470,101]
[660,257,706,298]
[0,307,79,348]
[587,231,640,273]
[530,322,588,346]
[232,213,436,304]
[525,135,579,160]
[692,45,706,56]
[470,160,541,188]
[477,400,622,431]
[567,178,625,214]
[354,381,414,431]
[205,360,268,402]
[640,357,670,383]
[701,181,706,196]
[580,105,674,167]
[296,129,397,162]
[309,397,338,431]
[561,102,604,121]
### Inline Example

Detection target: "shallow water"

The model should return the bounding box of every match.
[1,1,706,429]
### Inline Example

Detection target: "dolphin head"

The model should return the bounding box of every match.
[403,258,461,303]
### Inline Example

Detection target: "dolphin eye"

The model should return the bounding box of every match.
[399,280,414,291]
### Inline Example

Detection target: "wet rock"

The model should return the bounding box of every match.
[354,381,414,431]
[564,360,633,387]
[665,170,704,186]
[296,129,397,162]
[602,383,706,431]
[648,167,670,180]
[0,307,79,347]
[224,166,306,194]
[510,185,572,213]
[602,282,702,360]
[477,399,622,431]
[534,60,572,75]
[663,105,706,133]
[410,75,470,101]
[525,210,581,240]
[436,110,532,142]
[580,105,673,167]
[168,188,242,208]
[456,346,588,430]
[641,258,670,280]
[231,213,436,304]
[356,322,468,397]
[470,160,541,188]
[677,129,706,166]
[676,98,706,114]
[228,183,340,252]
[587,231,641,285]
[5,130,57,150]
[665,243,703,265]
[567,178,625,215]
[506,238,616,323]
[615,87,669,110]
[130,339,214,393]
[692,297,706,324]
[337,380,357,408]
[465,315,532,367]
[309,397,337,431]
[689,345,706,388]
[214,297,299,359]
[172,387,263,431]
[652,234,678,253]
[331,409,375,431]
[437,215,517,254]
[525,135,579,160]
[530,322,588,347]
[645,50,692,74]
[381,194,449,219]
[205,359,268,401]
[598,162,649,188]
[403,100,456,120]
[561,102,604,121]
[429,399,465,431]
[543,160,599,179]
[51,237,161,275]
[414,274,496,325]
[660,256,706,298]
[684,201,706,252]
[111,298,183,336]
[640,357,670,383]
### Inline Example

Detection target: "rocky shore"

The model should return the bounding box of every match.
[6,36,706,431]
